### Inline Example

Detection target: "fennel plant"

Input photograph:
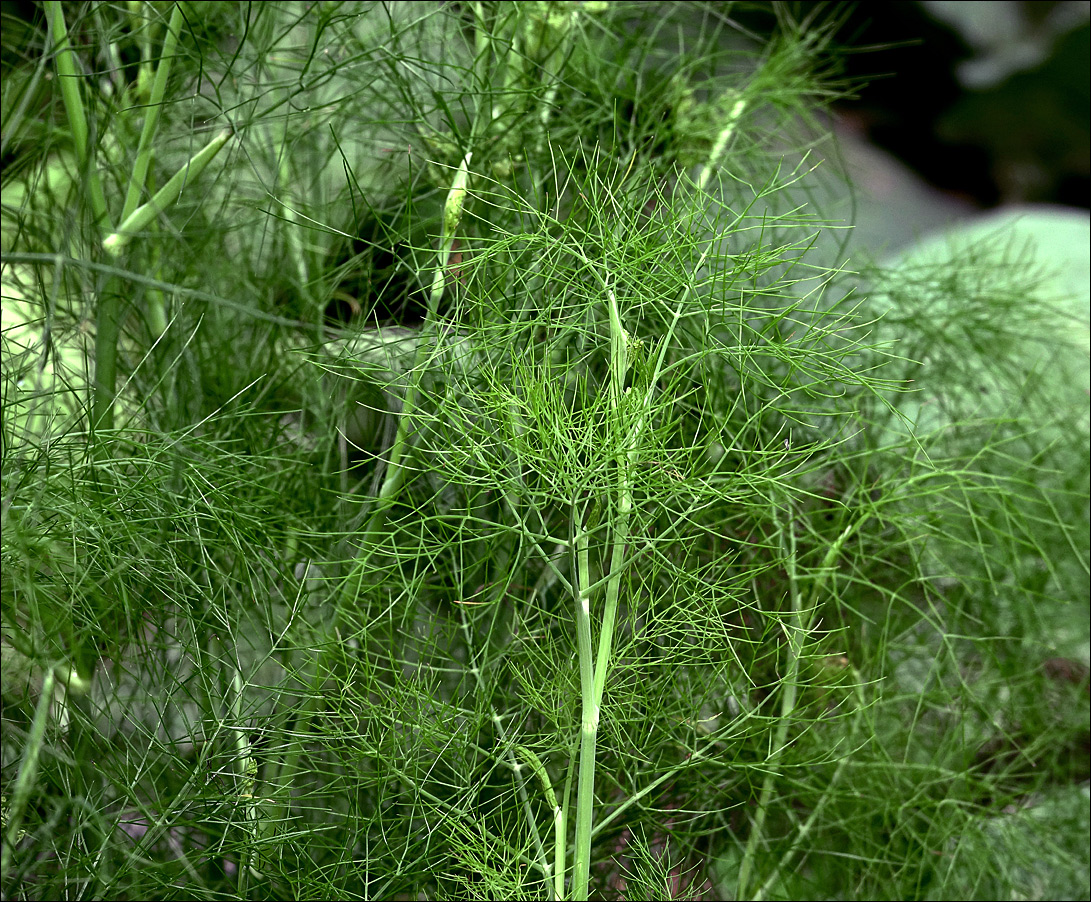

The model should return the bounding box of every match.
[2,3,1087,900]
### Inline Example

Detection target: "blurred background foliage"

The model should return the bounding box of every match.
[828,0,1089,210]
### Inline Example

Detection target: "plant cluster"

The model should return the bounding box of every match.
[2,3,1087,900]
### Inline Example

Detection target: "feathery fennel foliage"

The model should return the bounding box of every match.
[2,3,1087,900]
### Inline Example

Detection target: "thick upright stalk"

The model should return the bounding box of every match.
[120,2,186,225]
[572,522,597,900]
[45,1,115,433]
[571,270,640,901]
[45,1,109,228]
[593,277,635,710]
[563,237,710,897]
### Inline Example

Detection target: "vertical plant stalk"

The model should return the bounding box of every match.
[571,515,599,900]
[228,662,261,894]
[45,0,116,434]
[573,423,637,900]
[736,511,871,899]
[1,668,55,887]
[45,1,110,228]
[128,0,156,98]
[120,2,186,338]
[565,235,708,898]
[571,268,641,901]
[120,2,186,225]
[347,151,473,575]
[48,2,227,432]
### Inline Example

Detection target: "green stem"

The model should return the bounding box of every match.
[120,2,186,225]
[45,0,120,434]
[572,520,597,901]
[92,286,122,433]
[104,127,234,256]
[128,0,156,99]
[93,128,232,430]
[569,234,715,895]
[556,753,573,900]
[736,510,870,898]
[1,668,55,887]
[559,748,577,897]
[571,258,645,900]
[45,1,110,229]
[471,3,492,114]
[736,505,803,899]
[227,663,260,894]
[346,151,472,577]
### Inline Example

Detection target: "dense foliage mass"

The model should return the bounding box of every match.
[2,3,1087,899]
